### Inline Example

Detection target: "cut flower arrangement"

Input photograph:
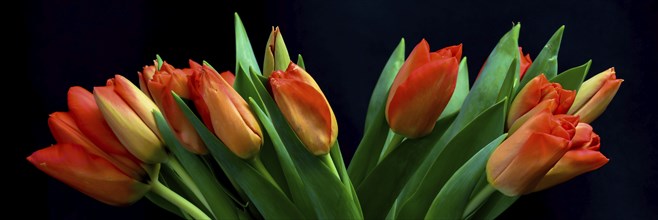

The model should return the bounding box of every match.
[28,13,622,220]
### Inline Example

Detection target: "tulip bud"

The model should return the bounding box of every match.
[270,62,338,155]
[263,26,291,77]
[27,143,151,206]
[567,67,623,123]
[189,65,263,159]
[518,47,533,80]
[533,123,609,192]
[385,39,460,138]
[94,80,167,164]
[145,60,208,155]
[487,110,575,196]
[507,74,576,132]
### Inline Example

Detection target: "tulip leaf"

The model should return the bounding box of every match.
[234,13,261,76]
[395,24,519,216]
[248,98,362,219]
[234,64,268,115]
[550,59,591,91]
[330,142,362,216]
[395,98,507,220]
[497,59,519,104]
[357,113,457,220]
[467,191,519,220]
[424,134,507,219]
[348,38,405,187]
[155,54,163,70]
[297,54,305,69]
[154,110,242,220]
[518,25,565,91]
[173,93,304,219]
[440,57,470,120]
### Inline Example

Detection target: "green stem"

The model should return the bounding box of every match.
[151,180,211,220]
[165,155,211,216]
[462,184,496,219]
[378,132,405,163]
[321,153,340,179]
[249,155,281,191]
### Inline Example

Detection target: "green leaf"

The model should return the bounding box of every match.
[550,60,591,91]
[439,57,470,120]
[424,134,507,219]
[297,54,305,69]
[348,38,405,186]
[156,54,163,70]
[395,98,507,219]
[145,190,189,219]
[173,93,303,219]
[330,142,363,217]
[497,59,518,103]
[274,30,291,71]
[357,113,457,220]
[518,25,565,90]
[154,110,242,220]
[233,64,268,114]
[234,13,261,76]
[468,192,519,220]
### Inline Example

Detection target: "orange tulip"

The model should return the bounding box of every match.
[533,122,609,192]
[94,75,167,164]
[189,64,262,159]
[487,109,575,196]
[507,74,576,133]
[385,39,460,138]
[27,143,150,206]
[270,62,337,155]
[567,67,623,123]
[142,60,207,155]
[518,47,533,80]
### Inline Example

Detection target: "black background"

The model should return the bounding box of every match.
[16,0,657,219]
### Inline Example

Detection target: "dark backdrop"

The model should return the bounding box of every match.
[16,0,657,219]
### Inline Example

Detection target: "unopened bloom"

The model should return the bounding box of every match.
[94,75,167,164]
[189,64,263,159]
[270,62,337,155]
[533,122,609,191]
[385,39,460,138]
[487,110,575,196]
[568,67,623,123]
[518,47,533,80]
[507,74,576,133]
[142,60,207,155]
[263,26,291,77]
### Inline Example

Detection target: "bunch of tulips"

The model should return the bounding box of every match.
[28,13,621,219]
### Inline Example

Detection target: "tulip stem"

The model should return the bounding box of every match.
[151,180,211,220]
[462,184,497,218]
[165,155,211,215]
[378,132,405,163]
[249,155,281,191]
[321,154,340,180]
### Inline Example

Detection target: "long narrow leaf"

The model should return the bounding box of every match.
[234,13,261,76]
[550,60,591,91]
[517,25,565,90]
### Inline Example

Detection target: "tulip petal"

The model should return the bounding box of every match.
[27,143,150,206]
[112,74,163,140]
[573,78,623,123]
[533,149,608,192]
[387,39,431,108]
[508,74,546,127]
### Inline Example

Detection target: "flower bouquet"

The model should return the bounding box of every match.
[27,12,622,219]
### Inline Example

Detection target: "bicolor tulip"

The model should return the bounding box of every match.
[507,74,576,133]
[94,75,167,164]
[533,122,609,192]
[385,39,460,138]
[487,110,576,196]
[142,60,208,155]
[263,26,291,77]
[567,67,623,123]
[270,62,338,155]
[189,64,263,159]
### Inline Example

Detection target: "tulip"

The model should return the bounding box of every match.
[270,62,338,155]
[189,64,263,159]
[533,122,609,192]
[567,67,623,123]
[385,39,460,138]
[94,75,167,164]
[507,74,576,132]
[263,26,291,77]
[487,109,575,196]
[143,60,208,155]
[27,143,151,206]
[518,47,533,80]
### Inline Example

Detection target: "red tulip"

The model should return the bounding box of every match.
[518,47,533,80]
[270,62,338,155]
[189,64,263,159]
[533,122,609,191]
[143,60,207,155]
[385,39,460,138]
[568,67,623,123]
[507,74,576,133]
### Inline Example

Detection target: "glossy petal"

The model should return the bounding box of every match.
[570,68,623,123]
[27,143,150,206]
[519,47,533,79]
[112,75,163,140]
[507,74,575,129]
